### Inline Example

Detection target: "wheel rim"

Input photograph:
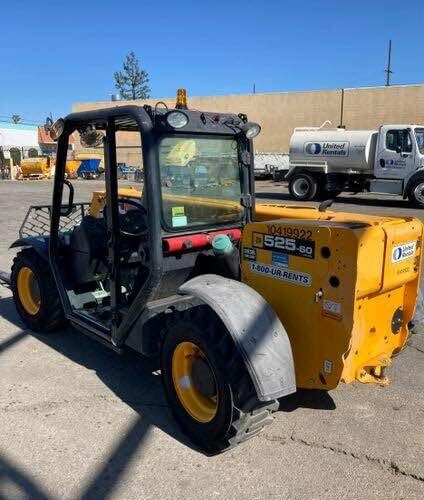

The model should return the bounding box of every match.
[17,267,41,315]
[413,183,424,204]
[292,178,310,197]
[172,341,218,423]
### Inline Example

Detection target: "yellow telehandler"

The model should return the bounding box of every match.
[7,90,422,453]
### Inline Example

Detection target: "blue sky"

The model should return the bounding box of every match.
[1,0,423,124]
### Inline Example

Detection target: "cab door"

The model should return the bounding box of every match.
[374,126,415,179]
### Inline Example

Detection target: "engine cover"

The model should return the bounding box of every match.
[241,205,423,390]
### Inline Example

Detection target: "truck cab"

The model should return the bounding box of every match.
[372,125,424,194]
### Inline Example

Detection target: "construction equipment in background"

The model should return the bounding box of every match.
[117,163,138,181]
[18,157,82,180]
[19,157,53,179]
[286,123,424,204]
[64,160,81,179]
[77,158,102,179]
[6,90,423,454]
[74,153,104,179]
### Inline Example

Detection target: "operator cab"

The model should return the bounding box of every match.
[48,90,260,344]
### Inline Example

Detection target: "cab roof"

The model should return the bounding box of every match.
[64,104,247,136]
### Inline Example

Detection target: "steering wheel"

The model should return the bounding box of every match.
[116,197,147,237]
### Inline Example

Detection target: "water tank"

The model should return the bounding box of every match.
[289,128,378,173]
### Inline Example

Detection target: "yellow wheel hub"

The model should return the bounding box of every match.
[17,267,41,315]
[172,341,218,423]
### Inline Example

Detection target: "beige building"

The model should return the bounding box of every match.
[73,84,424,154]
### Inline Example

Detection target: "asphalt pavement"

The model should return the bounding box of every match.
[0,179,423,499]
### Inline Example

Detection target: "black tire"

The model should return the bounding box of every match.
[11,248,65,332]
[288,172,319,201]
[407,178,424,208]
[161,306,278,454]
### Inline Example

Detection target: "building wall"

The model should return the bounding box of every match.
[72,84,424,154]
[0,122,39,150]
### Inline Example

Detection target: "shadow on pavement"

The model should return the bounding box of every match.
[0,416,152,500]
[78,415,152,500]
[255,191,412,209]
[0,296,191,448]
[279,389,335,412]
[0,293,336,498]
[0,454,52,500]
[0,295,194,499]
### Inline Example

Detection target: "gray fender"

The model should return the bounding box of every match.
[285,165,326,180]
[284,166,300,180]
[10,236,49,260]
[179,274,296,401]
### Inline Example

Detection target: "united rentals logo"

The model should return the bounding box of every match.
[304,141,349,156]
[392,241,416,263]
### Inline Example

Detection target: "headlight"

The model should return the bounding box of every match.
[242,122,261,139]
[49,118,65,141]
[166,111,188,129]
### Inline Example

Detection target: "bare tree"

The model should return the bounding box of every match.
[114,52,151,100]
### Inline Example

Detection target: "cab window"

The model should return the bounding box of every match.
[415,128,424,155]
[386,129,412,153]
[158,135,243,231]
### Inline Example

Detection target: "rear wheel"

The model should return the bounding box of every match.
[288,172,319,201]
[11,248,65,332]
[161,306,278,454]
[407,178,424,207]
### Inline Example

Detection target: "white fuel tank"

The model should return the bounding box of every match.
[289,128,378,173]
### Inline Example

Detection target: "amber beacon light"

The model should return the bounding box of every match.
[175,88,188,109]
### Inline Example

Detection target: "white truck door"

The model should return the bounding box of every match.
[374,126,415,179]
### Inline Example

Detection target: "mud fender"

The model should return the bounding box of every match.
[10,236,49,260]
[178,274,296,401]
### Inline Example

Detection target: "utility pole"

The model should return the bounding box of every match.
[253,83,256,94]
[385,40,393,86]
[338,88,345,129]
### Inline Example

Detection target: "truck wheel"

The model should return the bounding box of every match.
[11,248,65,332]
[161,306,278,454]
[407,179,424,207]
[288,173,319,201]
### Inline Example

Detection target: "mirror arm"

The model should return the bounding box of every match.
[60,180,74,216]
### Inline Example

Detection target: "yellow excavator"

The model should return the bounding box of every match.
[7,90,422,453]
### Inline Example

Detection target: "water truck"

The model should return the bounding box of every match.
[286,124,424,206]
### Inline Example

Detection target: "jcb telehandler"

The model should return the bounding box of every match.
[8,90,423,453]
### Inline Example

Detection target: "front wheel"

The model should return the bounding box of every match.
[288,173,319,201]
[407,178,424,207]
[11,248,65,332]
[161,306,278,454]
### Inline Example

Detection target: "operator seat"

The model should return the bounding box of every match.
[69,215,109,286]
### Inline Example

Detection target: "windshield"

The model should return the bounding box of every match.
[159,135,244,230]
[415,128,424,154]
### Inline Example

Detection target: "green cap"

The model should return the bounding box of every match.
[212,234,233,255]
